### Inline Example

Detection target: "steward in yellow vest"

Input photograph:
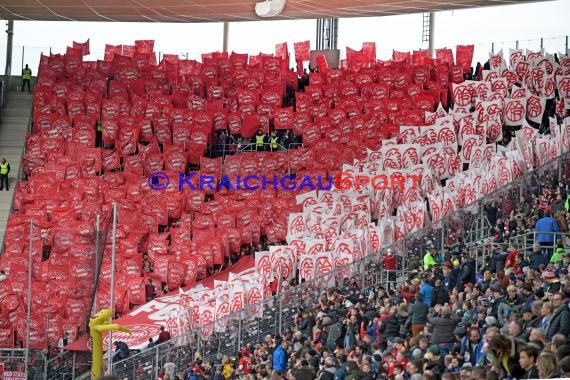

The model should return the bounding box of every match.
[0,158,10,191]
[22,64,32,93]
[255,131,265,151]
[269,132,279,151]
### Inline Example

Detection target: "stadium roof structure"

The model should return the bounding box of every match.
[0,0,552,22]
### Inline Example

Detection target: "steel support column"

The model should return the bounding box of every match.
[316,18,338,50]
[223,22,229,53]
[4,20,13,77]
[428,12,436,57]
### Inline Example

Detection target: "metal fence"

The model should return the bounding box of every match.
[110,252,408,379]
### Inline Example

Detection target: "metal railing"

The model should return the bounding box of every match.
[508,231,570,259]
[110,253,407,379]
[0,80,5,122]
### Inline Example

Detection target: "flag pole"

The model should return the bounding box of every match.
[107,202,118,374]
[25,219,33,379]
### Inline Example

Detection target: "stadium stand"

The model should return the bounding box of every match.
[1,38,570,380]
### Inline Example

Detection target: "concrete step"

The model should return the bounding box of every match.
[0,90,32,253]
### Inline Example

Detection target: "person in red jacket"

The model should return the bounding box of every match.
[380,249,397,271]
[380,248,398,287]
[505,246,519,269]
[238,348,252,375]
[155,326,171,345]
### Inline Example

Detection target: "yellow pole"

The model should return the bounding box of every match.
[89,309,131,379]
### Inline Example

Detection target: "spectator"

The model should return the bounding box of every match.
[537,352,559,379]
[428,307,460,355]
[155,326,171,345]
[379,307,400,345]
[431,279,449,307]
[343,361,361,380]
[409,293,429,338]
[518,345,539,379]
[488,335,525,379]
[559,356,570,378]
[550,241,565,264]
[459,327,484,367]
[0,270,6,281]
[112,341,130,362]
[423,248,437,271]
[420,276,434,306]
[293,359,315,380]
[145,279,156,302]
[273,339,288,372]
[57,331,71,353]
[317,357,337,380]
[535,210,560,256]
[529,245,548,270]
[545,292,570,340]
[164,358,176,379]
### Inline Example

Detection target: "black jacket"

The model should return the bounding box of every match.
[428,316,460,344]
[431,286,449,307]
[459,259,476,287]
[379,314,400,340]
[546,303,570,340]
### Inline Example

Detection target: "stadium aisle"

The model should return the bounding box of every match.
[0,90,32,250]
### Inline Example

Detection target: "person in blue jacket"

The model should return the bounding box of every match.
[420,276,434,306]
[535,210,560,257]
[273,338,288,373]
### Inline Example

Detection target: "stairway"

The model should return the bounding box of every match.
[0,90,32,252]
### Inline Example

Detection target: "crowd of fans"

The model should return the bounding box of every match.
[133,162,570,380]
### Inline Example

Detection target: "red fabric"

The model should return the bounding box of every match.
[72,39,90,56]
[380,254,397,270]
[275,42,288,60]
[456,45,474,73]
[294,40,311,62]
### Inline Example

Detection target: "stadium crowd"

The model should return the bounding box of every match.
[136,165,570,380]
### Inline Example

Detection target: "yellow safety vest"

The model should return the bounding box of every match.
[0,163,8,175]
[270,137,278,149]
[22,69,32,80]
[256,135,264,147]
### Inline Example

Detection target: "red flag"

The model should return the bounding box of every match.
[456,45,474,74]
[241,114,260,138]
[294,41,311,62]
[393,50,410,63]
[135,40,154,54]
[362,42,376,61]
[436,48,454,66]
[275,42,288,60]
[315,54,329,75]
[73,39,90,56]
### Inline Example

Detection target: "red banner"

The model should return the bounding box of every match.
[294,41,311,62]
[456,45,474,73]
